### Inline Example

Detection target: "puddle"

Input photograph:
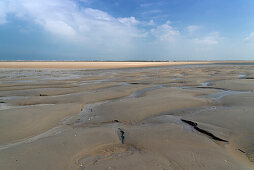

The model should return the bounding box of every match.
[203,90,248,100]
[173,77,182,80]
[0,96,56,111]
[0,80,37,85]
[200,82,212,87]
[0,96,28,111]
[0,103,56,111]
[171,82,250,101]
[0,103,12,110]
[130,85,164,98]
[238,74,246,78]
[78,78,112,85]
[73,102,106,126]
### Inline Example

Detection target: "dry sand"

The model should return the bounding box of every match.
[0,61,212,69]
[0,62,254,169]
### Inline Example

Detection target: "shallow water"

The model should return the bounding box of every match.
[238,74,247,78]
[0,96,28,110]
[204,90,249,100]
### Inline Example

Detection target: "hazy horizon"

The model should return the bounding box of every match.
[0,0,254,61]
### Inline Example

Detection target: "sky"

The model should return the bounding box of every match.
[0,0,254,61]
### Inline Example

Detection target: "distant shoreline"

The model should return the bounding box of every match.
[0,61,253,69]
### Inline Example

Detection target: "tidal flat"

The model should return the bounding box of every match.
[0,62,254,170]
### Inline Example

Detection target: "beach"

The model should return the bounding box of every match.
[0,61,254,169]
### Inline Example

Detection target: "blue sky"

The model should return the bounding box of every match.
[0,0,254,61]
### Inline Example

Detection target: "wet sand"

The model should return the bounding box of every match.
[0,62,254,169]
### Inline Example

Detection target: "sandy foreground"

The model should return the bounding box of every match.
[0,62,254,169]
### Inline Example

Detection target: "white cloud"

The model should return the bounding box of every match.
[0,1,7,24]
[141,9,162,16]
[194,32,221,45]
[83,8,113,21]
[147,19,155,26]
[186,25,201,34]
[44,20,76,36]
[140,2,164,8]
[140,3,154,8]
[244,32,254,42]
[151,21,180,42]
[118,17,139,26]
[0,0,144,41]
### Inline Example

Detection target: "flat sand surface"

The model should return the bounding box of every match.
[0,62,254,169]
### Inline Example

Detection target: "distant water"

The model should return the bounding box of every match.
[215,62,254,66]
